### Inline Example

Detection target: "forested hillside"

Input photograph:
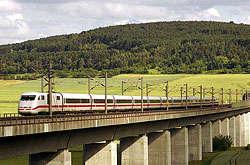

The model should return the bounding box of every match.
[1,21,250,78]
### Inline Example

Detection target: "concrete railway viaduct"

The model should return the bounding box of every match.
[1,101,250,165]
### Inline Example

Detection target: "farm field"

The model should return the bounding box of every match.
[0,74,250,114]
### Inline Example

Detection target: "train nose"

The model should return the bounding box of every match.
[19,106,32,109]
[19,101,33,111]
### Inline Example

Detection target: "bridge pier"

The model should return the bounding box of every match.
[235,114,242,146]
[29,149,71,165]
[221,118,229,136]
[212,119,221,137]
[241,114,246,146]
[245,112,250,145]
[188,124,202,161]
[171,127,188,165]
[120,135,148,165]
[201,121,213,152]
[148,130,171,165]
[83,141,117,165]
[229,116,236,146]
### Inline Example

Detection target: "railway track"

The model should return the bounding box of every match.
[0,105,230,127]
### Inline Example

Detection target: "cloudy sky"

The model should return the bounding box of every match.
[1,0,250,45]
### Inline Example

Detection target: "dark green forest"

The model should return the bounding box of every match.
[1,21,250,78]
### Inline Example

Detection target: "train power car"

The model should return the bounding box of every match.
[18,92,219,115]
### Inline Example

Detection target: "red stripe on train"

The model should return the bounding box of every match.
[19,102,218,111]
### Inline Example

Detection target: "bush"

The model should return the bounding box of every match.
[246,144,250,150]
[100,69,120,78]
[213,134,233,151]
[57,72,69,78]
[72,72,88,78]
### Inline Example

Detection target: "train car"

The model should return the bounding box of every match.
[18,92,63,115]
[91,94,114,111]
[18,92,219,115]
[148,96,162,109]
[62,93,91,112]
[132,96,149,109]
[113,95,133,110]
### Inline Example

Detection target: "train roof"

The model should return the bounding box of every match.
[20,92,217,100]
[113,95,133,99]
[133,96,148,100]
[21,92,44,95]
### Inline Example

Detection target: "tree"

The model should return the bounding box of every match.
[214,56,229,69]
[213,134,233,151]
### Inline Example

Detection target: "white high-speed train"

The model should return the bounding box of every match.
[18,92,219,115]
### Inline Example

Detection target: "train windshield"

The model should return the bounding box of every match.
[21,95,36,101]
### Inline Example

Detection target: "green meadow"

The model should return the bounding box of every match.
[1,74,250,114]
[189,147,248,165]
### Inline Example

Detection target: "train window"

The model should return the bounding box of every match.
[66,99,90,103]
[41,96,45,100]
[57,96,60,100]
[66,99,80,103]
[163,99,172,103]
[135,100,141,103]
[80,99,90,103]
[38,96,40,100]
[134,100,147,103]
[174,100,182,103]
[94,99,113,103]
[108,99,113,103]
[150,100,161,103]
[94,99,104,103]
[116,100,132,103]
[165,100,172,103]
[21,95,36,101]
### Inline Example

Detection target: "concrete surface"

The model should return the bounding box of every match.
[83,141,117,165]
[120,135,148,165]
[188,124,202,161]
[29,149,71,165]
[201,121,213,152]
[148,131,171,165]
[171,127,188,165]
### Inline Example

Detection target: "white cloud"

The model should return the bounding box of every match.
[248,16,250,23]
[0,13,29,45]
[205,8,220,18]
[196,8,221,21]
[6,13,29,35]
[0,0,22,11]
[114,19,130,25]
[1,0,250,45]
[0,0,29,44]
[59,1,171,22]
[0,15,12,28]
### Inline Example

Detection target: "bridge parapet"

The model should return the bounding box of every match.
[1,105,250,138]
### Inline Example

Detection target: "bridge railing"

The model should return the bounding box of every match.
[0,106,234,127]
[0,110,158,126]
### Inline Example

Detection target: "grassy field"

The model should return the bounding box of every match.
[0,151,82,165]
[189,151,223,165]
[2,146,248,165]
[210,147,250,165]
[0,74,250,114]
[189,147,247,165]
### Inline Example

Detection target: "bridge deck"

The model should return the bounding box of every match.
[1,105,249,138]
